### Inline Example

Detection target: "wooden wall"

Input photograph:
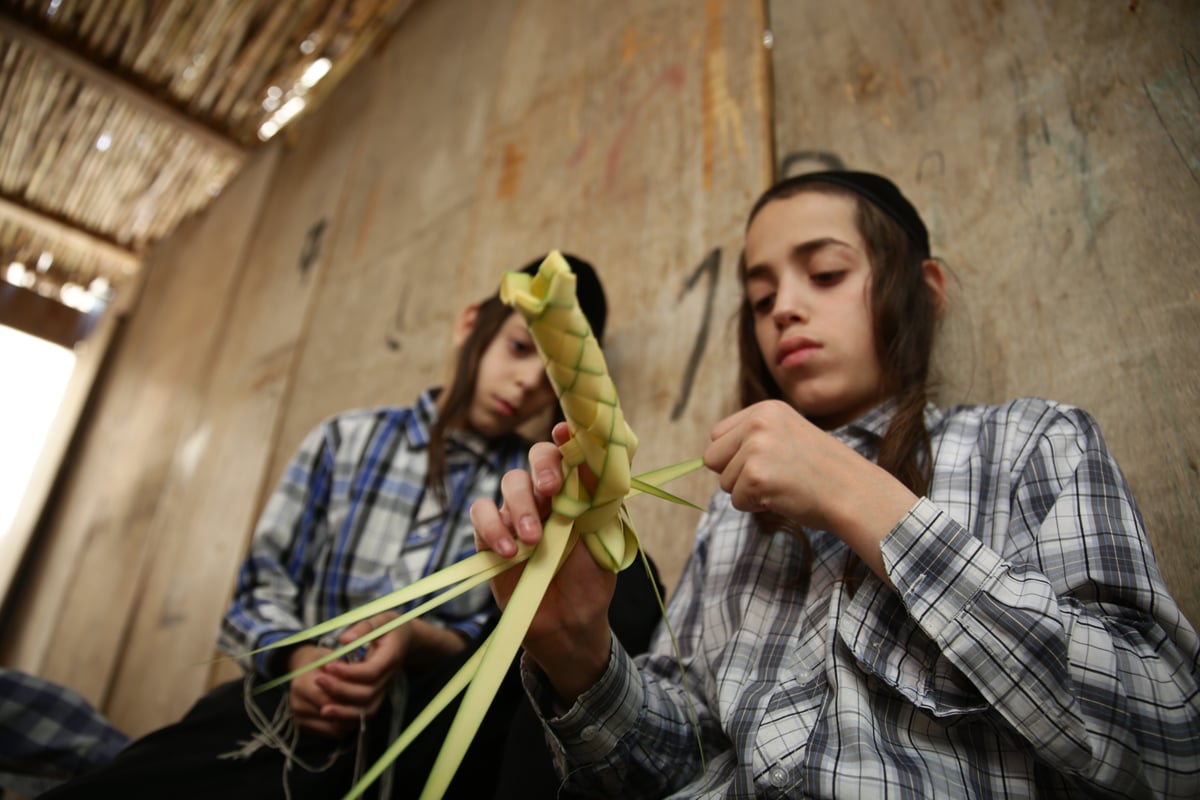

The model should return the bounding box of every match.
[1,0,769,737]
[3,0,1196,742]
[768,0,1200,626]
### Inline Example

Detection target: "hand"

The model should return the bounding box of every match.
[288,611,408,737]
[470,422,616,702]
[704,400,916,585]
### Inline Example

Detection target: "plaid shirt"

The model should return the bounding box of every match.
[219,390,528,676]
[0,668,130,793]
[525,398,1200,798]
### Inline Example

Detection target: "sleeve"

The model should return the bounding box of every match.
[520,505,733,798]
[880,404,1200,798]
[217,420,337,677]
[0,669,130,783]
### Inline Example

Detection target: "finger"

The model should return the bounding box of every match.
[530,441,565,497]
[323,649,390,686]
[338,618,376,647]
[320,702,374,724]
[703,419,743,474]
[709,405,751,441]
[551,421,572,446]
[499,469,547,546]
[470,497,520,557]
[315,673,377,706]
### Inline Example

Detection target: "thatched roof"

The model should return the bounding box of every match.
[0,0,415,316]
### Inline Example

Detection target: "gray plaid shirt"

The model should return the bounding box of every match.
[525,398,1200,798]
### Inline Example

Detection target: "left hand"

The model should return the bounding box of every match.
[310,611,410,725]
[704,400,916,585]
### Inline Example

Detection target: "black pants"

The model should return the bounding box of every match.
[40,557,665,800]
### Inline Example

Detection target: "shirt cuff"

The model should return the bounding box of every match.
[520,637,644,766]
[880,496,1006,640]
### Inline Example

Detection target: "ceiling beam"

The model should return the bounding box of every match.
[0,194,140,276]
[0,13,246,162]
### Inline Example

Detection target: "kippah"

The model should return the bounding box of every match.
[781,171,931,258]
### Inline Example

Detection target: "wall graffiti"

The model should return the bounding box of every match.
[671,247,721,421]
[385,287,408,352]
[298,218,327,275]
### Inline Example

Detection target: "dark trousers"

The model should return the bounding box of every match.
[40,557,664,800]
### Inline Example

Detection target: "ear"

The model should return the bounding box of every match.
[922,259,947,317]
[454,302,481,348]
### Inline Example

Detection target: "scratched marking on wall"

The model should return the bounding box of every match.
[605,66,686,189]
[299,218,327,275]
[386,287,408,352]
[498,143,527,198]
[701,0,747,188]
[672,248,721,421]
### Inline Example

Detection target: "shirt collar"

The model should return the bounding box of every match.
[407,388,439,448]
[829,399,945,457]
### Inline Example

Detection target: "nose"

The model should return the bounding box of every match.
[771,274,808,328]
[514,359,546,393]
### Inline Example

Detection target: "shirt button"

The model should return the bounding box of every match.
[580,725,598,742]
[769,766,788,787]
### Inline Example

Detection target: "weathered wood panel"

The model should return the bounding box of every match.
[769,0,1200,625]
[5,0,772,734]
[0,146,281,706]
[102,67,379,737]
[271,0,773,591]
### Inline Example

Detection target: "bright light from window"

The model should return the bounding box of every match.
[0,326,76,541]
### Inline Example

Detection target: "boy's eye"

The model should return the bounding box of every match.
[750,293,774,315]
[811,270,846,286]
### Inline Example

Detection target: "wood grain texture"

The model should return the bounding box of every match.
[768,0,1200,626]
[0,146,281,709]
[3,0,771,734]
[271,0,773,592]
[102,65,378,738]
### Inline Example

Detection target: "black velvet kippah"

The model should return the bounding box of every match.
[783,171,931,259]
[516,252,608,343]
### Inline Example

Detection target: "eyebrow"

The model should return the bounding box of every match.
[745,237,854,281]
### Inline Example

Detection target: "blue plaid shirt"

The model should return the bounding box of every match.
[0,669,129,794]
[219,390,529,676]
[524,398,1200,798]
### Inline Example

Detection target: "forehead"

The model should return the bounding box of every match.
[499,311,531,334]
[745,191,861,264]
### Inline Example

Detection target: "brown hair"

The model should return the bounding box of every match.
[426,296,523,504]
[736,179,939,553]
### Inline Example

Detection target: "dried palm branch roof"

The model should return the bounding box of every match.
[0,0,415,318]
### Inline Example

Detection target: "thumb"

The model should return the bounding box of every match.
[338,615,377,645]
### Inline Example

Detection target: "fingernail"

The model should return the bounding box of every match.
[519,515,540,539]
[535,470,557,492]
[498,538,516,557]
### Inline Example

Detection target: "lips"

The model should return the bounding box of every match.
[493,397,518,417]
[776,336,821,367]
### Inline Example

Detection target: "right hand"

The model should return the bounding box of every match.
[287,644,362,738]
[470,422,617,703]
[287,612,410,738]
